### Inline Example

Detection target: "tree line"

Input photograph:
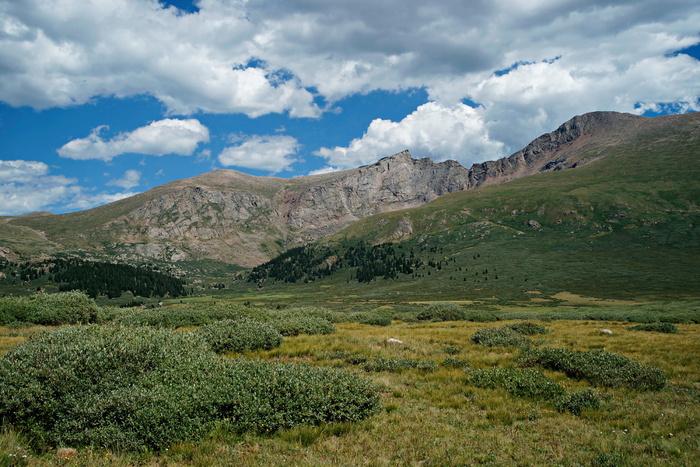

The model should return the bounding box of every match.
[0,258,187,299]
[247,241,427,285]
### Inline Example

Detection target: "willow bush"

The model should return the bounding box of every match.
[519,347,666,391]
[194,318,283,353]
[470,326,530,348]
[0,326,380,451]
[0,291,98,325]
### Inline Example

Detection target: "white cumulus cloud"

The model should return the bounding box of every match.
[0,159,139,215]
[0,160,80,215]
[65,191,139,211]
[0,0,320,117]
[307,166,343,176]
[315,102,505,169]
[218,135,301,172]
[2,0,697,127]
[106,169,141,189]
[0,160,50,183]
[0,0,698,163]
[57,119,210,161]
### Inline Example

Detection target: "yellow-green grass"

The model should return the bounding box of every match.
[1,319,698,466]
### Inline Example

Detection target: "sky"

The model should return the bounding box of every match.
[0,0,699,216]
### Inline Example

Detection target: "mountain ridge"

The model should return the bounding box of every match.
[3,111,696,268]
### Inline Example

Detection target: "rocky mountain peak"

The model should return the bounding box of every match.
[465,111,648,188]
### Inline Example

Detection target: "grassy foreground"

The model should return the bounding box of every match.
[1,305,698,466]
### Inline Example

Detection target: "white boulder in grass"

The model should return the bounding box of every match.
[601,329,613,334]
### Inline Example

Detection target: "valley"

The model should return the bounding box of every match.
[0,110,698,466]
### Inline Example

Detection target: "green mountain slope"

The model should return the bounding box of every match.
[237,112,700,302]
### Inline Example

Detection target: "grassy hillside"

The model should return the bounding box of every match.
[224,112,700,304]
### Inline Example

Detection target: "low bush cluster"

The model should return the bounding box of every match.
[194,319,283,353]
[271,316,336,336]
[555,389,602,415]
[441,357,471,370]
[520,347,666,391]
[268,306,338,323]
[416,303,502,323]
[627,322,678,334]
[110,303,247,327]
[469,367,565,400]
[363,357,438,373]
[0,292,99,325]
[470,326,530,348]
[498,302,700,324]
[359,314,392,326]
[468,368,603,415]
[462,310,500,322]
[0,326,381,451]
[506,321,549,335]
[107,303,338,336]
[417,303,466,322]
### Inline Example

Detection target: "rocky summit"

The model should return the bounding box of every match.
[3,111,690,268]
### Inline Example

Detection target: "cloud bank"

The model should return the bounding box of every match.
[315,102,505,169]
[218,134,301,172]
[57,119,210,161]
[1,0,695,169]
[0,0,696,208]
[0,160,137,215]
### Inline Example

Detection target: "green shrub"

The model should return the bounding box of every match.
[363,357,438,373]
[271,316,336,336]
[215,359,381,433]
[359,315,392,326]
[469,368,565,400]
[555,389,602,415]
[111,303,247,327]
[442,346,461,355]
[441,357,471,370]
[471,326,530,348]
[507,321,549,335]
[0,326,223,450]
[417,303,466,322]
[195,319,283,353]
[520,347,666,391]
[0,292,99,325]
[627,322,678,334]
[462,310,500,322]
[0,326,380,451]
[346,354,368,365]
[275,306,338,323]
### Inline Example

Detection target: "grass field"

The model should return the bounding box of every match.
[1,301,698,466]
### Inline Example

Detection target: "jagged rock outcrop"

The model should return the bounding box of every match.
[282,150,470,239]
[465,111,646,188]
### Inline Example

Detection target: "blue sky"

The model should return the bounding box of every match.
[1,0,699,216]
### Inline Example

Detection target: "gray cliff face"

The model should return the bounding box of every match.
[281,150,470,240]
[110,187,277,241]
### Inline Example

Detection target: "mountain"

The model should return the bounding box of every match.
[3,150,471,267]
[2,111,696,273]
[243,111,698,301]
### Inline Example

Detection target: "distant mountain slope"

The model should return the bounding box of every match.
[4,111,696,270]
[4,150,472,266]
[280,111,698,300]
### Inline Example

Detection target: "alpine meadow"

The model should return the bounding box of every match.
[0,108,698,466]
